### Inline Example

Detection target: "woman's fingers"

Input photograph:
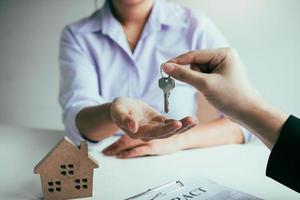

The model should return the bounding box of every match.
[102,135,145,156]
[177,117,198,132]
[165,117,197,133]
[111,102,138,133]
[117,145,152,159]
[137,117,197,140]
[103,116,196,158]
[149,120,182,138]
[154,117,197,139]
[178,123,197,134]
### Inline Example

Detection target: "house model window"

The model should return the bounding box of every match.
[60,164,74,175]
[74,178,88,190]
[34,137,99,200]
[48,180,61,193]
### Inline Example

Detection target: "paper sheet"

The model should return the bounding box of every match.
[126,177,262,200]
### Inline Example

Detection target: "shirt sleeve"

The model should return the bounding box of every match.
[266,115,300,193]
[191,13,254,142]
[59,26,107,145]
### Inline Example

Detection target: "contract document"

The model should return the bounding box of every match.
[125,177,262,200]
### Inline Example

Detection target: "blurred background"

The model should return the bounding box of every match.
[0,0,299,130]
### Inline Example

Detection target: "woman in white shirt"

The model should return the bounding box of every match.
[59,0,251,159]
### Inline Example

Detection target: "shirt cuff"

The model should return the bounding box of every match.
[63,100,105,148]
[240,126,255,143]
[219,113,255,143]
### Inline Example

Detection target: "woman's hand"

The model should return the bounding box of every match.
[102,134,185,159]
[110,97,197,140]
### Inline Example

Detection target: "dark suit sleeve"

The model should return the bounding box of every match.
[266,115,300,193]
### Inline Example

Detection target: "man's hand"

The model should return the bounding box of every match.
[163,48,289,149]
[163,48,255,119]
[110,97,197,140]
[102,134,185,159]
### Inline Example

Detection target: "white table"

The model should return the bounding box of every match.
[0,124,299,200]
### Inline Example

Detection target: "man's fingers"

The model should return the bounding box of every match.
[163,63,207,90]
[167,48,229,67]
[167,48,232,74]
[117,146,151,159]
[167,49,215,65]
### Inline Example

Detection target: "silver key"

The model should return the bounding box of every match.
[159,77,175,113]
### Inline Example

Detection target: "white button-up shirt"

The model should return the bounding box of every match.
[59,0,252,145]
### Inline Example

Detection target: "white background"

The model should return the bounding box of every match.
[0,0,299,130]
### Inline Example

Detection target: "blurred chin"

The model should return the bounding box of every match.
[115,0,147,6]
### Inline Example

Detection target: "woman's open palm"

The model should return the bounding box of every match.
[111,97,197,140]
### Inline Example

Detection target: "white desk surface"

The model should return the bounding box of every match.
[0,124,299,200]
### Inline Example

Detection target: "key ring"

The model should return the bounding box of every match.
[160,63,170,78]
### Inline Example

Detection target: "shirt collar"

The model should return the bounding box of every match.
[155,0,187,27]
[75,0,185,34]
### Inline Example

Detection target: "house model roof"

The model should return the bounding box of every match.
[34,137,99,174]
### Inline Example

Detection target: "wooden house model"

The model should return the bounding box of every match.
[34,137,99,200]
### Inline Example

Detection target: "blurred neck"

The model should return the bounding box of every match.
[110,0,153,26]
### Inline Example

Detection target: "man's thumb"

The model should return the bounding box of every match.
[163,63,206,90]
